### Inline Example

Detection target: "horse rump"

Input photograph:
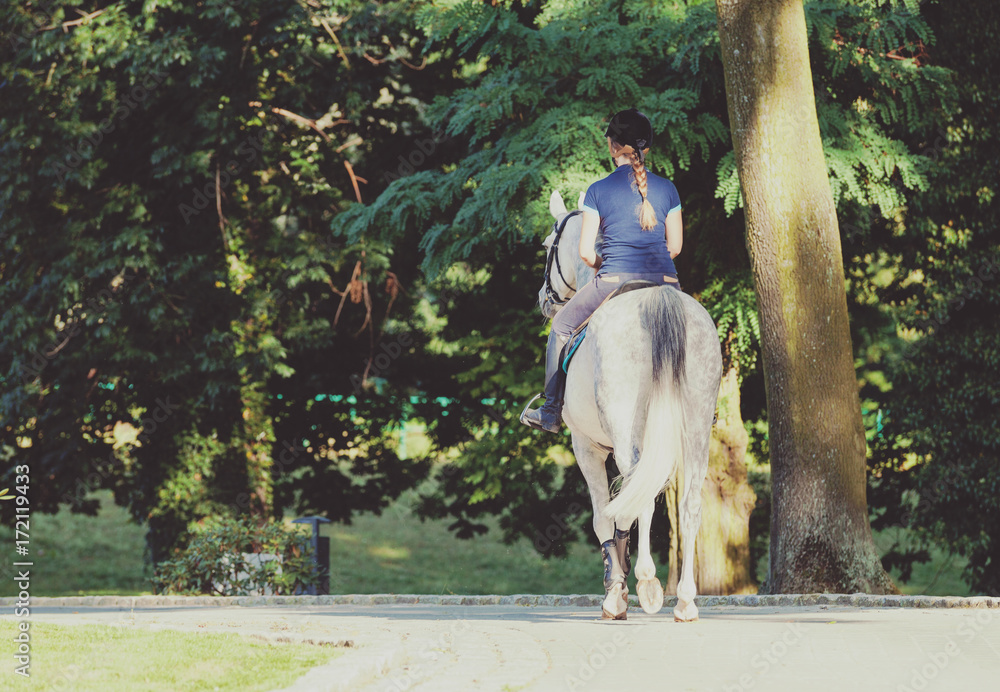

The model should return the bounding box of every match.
[603,287,687,525]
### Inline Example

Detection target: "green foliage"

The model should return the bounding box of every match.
[714,1,953,217]
[153,515,318,596]
[329,1,736,551]
[340,0,730,278]
[700,273,761,381]
[2,0,996,593]
[0,0,445,560]
[852,1,1000,593]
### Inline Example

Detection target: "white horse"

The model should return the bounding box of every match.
[536,191,722,621]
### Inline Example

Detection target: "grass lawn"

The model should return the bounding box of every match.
[0,489,974,598]
[871,526,972,597]
[0,621,339,691]
[325,488,603,595]
[0,491,151,598]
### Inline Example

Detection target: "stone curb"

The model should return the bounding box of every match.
[4,593,998,609]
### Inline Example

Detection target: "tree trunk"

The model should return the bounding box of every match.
[667,363,757,595]
[239,381,274,522]
[714,0,896,593]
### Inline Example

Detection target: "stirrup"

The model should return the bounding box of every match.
[519,393,545,429]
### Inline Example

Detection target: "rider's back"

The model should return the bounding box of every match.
[583,165,681,276]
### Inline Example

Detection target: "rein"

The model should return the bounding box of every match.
[544,210,581,307]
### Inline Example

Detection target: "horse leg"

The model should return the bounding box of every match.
[634,503,664,614]
[600,538,629,620]
[572,435,628,620]
[674,399,713,622]
[674,487,702,622]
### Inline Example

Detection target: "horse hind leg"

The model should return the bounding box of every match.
[634,503,665,614]
[674,397,713,622]
[674,499,702,622]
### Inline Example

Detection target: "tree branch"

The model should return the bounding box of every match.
[318,17,351,70]
[344,161,365,203]
[37,9,105,32]
[216,163,229,251]
[335,137,363,153]
[399,56,427,71]
[270,107,332,142]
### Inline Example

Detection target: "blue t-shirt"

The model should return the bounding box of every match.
[582,164,681,276]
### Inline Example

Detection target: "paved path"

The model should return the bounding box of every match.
[5,596,999,691]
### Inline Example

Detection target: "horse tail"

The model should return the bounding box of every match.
[604,286,687,526]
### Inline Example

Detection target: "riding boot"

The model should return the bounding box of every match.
[520,332,569,433]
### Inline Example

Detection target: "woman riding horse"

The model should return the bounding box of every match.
[522,108,685,433]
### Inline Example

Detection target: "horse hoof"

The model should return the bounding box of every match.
[602,583,628,620]
[637,578,664,614]
[673,600,699,622]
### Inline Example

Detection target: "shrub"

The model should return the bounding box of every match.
[154,515,320,596]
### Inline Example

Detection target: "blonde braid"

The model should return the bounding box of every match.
[629,149,656,231]
[610,139,657,231]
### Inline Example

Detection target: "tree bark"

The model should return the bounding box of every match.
[697,364,758,594]
[714,0,896,593]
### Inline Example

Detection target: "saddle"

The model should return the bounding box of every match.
[561,279,661,373]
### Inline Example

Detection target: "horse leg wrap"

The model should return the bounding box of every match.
[601,538,629,620]
[614,527,631,581]
[601,539,615,591]
[602,538,627,591]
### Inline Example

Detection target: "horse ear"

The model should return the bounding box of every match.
[549,190,568,219]
[577,191,586,211]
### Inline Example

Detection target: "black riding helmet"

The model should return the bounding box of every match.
[605,108,653,162]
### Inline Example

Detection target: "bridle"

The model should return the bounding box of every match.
[543,210,581,307]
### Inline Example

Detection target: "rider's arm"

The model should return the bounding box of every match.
[666,209,683,259]
[580,211,601,269]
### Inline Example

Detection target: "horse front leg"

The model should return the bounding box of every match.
[634,503,664,614]
[572,436,628,620]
